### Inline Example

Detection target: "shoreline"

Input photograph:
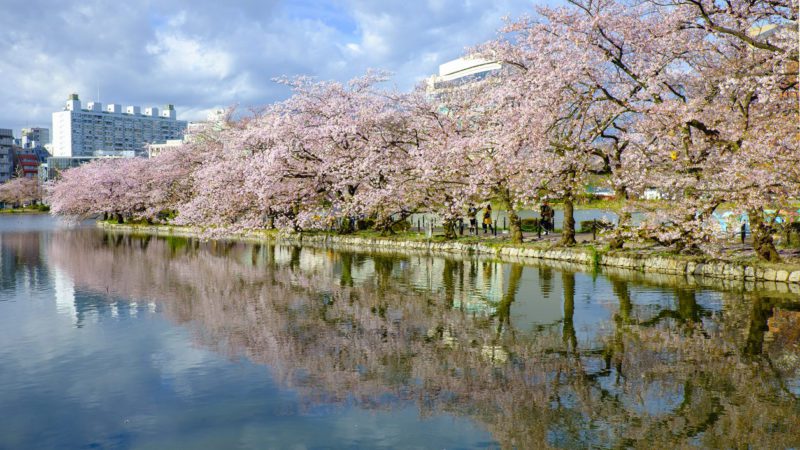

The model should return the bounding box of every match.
[97,222,800,293]
[0,209,50,215]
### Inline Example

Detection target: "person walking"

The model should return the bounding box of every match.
[483,204,493,234]
[741,222,747,246]
[540,202,553,235]
[468,205,478,235]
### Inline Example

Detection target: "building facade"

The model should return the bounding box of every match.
[39,156,104,182]
[0,129,14,182]
[14,147,50,178]
[146,139,184,158]
[52,94,187,157]
[426,57,502,99]
[147,109,227,157]
[20,127,50,149]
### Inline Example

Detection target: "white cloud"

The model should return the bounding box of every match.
[146,33,233,80]
[0,0,546,133]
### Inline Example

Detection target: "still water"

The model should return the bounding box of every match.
[1,215,799,449]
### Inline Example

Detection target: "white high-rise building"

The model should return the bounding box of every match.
[52,93,187,157]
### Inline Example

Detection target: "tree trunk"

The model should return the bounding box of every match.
[495,263,523,337]
[508,209,523,244]
[497,187,522,244]
[375,215,395,236]
[744,296,773,356]
[339,216,355,234]
[614,185,628,200]
[442,259,457,308]
[749,208,781,262]
[608,234,625,250]
[560,194,576,246]
[116,213,124,224]
[608,210,630,250]
[611,280,632,325]
[376,213,409,237]
[442,219,457,240]
[562,271,577,353]
[676,289,701,325]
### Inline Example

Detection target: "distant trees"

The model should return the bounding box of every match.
[46,0,798,260]
[0,177,41,207]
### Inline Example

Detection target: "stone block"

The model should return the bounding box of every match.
[776,270,789,282]
[693,263,704,275]
[789,271,800,283]
[763,268,777,281]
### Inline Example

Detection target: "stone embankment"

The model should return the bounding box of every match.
[99,222,800,292]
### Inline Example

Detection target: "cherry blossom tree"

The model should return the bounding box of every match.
[175,73,419,234]
[0,177,41,207]
[44,0,797,259]
[623,0,798,259]
[402,87,480,239]
[47,157,155,222]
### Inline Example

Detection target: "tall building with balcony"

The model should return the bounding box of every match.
[0,129,14,182]
[52,94,187,157]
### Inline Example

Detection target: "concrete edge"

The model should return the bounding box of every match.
[97,222,800,293]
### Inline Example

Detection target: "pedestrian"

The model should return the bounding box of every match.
[540,202,553,235]
[468,205,478,235]
[741,222,747,246]
[483,204,493,234]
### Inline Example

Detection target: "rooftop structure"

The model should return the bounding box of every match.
[426,57,502,96]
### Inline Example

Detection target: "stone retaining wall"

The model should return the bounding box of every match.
[98,222,800,288]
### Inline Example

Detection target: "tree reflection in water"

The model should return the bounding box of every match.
[46,230,800,448]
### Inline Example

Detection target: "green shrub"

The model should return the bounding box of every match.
[392,220,411,232]
[357,217,375,230]
[157,209,178,221]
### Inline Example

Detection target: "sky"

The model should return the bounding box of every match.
[0,0,545,135]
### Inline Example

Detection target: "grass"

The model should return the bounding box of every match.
[0,205,50,214]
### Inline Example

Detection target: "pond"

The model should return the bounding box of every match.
[1,215,799,448]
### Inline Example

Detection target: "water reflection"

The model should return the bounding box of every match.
[8,228,800,448]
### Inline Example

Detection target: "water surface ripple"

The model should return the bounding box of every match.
[1,215,798,449]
